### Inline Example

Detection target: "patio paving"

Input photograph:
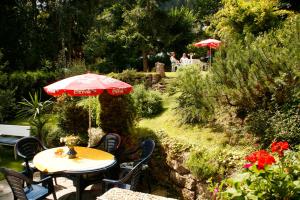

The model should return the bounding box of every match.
[0,176,102,200]
[0,176,176,200]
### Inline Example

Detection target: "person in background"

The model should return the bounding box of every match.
[180,53,190,66]
[170,52,180,72]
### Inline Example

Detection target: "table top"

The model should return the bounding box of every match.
[33,146,116,173]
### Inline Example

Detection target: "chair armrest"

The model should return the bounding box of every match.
[120,162,134,170]
[102,178,121,185]
[32,176,53,185]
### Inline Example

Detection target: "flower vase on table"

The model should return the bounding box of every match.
[60,135,80,159]
[67,146,77,159]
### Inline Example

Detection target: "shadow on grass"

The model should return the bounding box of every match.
[142,107,168,119]
[208,122,225,133]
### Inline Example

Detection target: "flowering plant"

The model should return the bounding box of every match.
[60,135,80,147]
[213,142,300,199]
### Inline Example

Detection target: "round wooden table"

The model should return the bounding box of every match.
[33,146,116,200]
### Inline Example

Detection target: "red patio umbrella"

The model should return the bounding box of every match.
[193,38,221,67]
[44,73,133,133]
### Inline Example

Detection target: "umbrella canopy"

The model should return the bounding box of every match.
[193,38,221,68]
[193,38,221,49]
[44,73,133,135]
[44,73,133,97]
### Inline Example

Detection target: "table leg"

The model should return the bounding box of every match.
[74,175,82,200]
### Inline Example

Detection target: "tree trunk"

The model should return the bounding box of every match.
[142,49,149,72]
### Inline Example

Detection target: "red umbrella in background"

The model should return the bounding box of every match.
[193,38,221,67]
[44,73,133,133]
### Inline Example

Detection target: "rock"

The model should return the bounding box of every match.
[166,158,190,175]
[195,182,210,200]
[155,62,166,77]
[181,188,195,200]
[166,154,190,175]
[145,74,153,87]
[184,175,196,190]
[152,73,162,84]
[170,171,196,190]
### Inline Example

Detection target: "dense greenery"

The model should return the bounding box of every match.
[131,84,163,118]
[216,144,300,199]
[171,66,214,124]
[18,92,53,144]
[1,0,300,198]
[99,91,136,135]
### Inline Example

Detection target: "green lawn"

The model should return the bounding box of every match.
[138,87,254,154]
[138,93,229,149]
[0,146,23,180]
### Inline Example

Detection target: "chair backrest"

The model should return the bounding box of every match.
[140,139,155,164]
[15,136,46,161]
[0,167,31,200]
[96,133,121,154]
[108,140,155,191]
[118,160,143,191]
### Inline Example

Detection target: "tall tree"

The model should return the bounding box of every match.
[116,0,168,71]
[0,0,100,71]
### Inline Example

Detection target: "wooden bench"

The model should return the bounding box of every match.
[0,124,31,146]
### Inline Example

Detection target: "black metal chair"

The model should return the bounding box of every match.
[91,133,121,155]
[14,136,47,179]
[73,133,121,196]
[0,167,57,200]
[118,139,155,192]
[102,156,144,192]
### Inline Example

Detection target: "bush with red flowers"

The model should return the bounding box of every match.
[271,141,289,157]
[213,142,300,199]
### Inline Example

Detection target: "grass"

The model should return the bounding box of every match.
[0,146,23,180]
[138,72,255,154]
[138,93,229,149]
[8,117,30,125]
[0,114,58,181]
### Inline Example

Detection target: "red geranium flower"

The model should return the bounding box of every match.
[271,141,289,157]
[244,150,275,170]
[245,153,257,163]
[243,163,253,169]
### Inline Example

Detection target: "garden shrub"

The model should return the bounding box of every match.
[215,142,300,200]
[186,147,245,181]
[210,15,300,119]
[57,101,89,144]
[99,91,136,136]
[108,69,147,86]
[46,128,65,147]
[245,109,272,137]
[245,102,300,147]
[77,96,101,127]
[186,148,221,180]
[0,89,16,122]
[209,0,292,39]
[173,65,214,124]
[266,104,300,147]
[131,84,163,118]
[8,70,60,101]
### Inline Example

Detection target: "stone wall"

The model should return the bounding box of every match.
[151,140,210,200]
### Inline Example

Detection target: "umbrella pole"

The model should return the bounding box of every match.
[209,46,212,69]
[89,96,91,136]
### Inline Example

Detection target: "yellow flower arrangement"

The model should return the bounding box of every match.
[60,135,80,147]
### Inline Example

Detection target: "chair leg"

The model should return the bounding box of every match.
[146,169,151,193]
[52,191,57,200]
[54,177,58,185]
